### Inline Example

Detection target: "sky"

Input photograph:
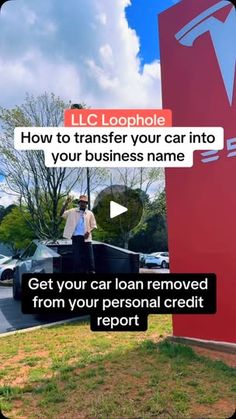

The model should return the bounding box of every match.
[0,0,178,205]
[0,0,178,110]
[126,0,177,64]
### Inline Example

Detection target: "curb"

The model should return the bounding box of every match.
[168,336,236,355]
[0,281,13,287]
[0,315,89,338]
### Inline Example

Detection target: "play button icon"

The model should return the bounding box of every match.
[110,201,128,219]
[93,185,143,236]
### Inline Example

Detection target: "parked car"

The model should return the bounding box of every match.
[13,239,140,300]
[144,253,169,269]
[0,258,17,281]
[144,255,162,269]
[0,254,11,265]
[151,252,169,268]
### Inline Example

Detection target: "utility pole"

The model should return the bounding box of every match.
[87,167,91,209]
[71,104,91,207]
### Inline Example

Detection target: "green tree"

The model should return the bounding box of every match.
[0,204,17,223]
[0,93,85,240]
[129,189,168,253]
[148,189,166,217]
[0,93,108,240]
[93,187,146,249]
[93,168,163,249]
[110,168,164,193]
[0,207,34,252]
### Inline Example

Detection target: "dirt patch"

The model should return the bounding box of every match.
[1,350,28,368]
[193,347,236,368]
[10,365,31,387]
[1,349,50,369]
[11,394,42,419]
[191,398,235,418]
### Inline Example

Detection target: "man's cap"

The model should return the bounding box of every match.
[71,103,84,109]
[79,195,88,203]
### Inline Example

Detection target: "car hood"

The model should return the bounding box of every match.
[0,260,17,271]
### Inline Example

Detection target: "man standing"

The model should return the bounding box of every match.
[61,195,97,273]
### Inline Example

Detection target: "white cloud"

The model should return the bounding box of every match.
[99,44,114,68]
[0,193,18,207]
[0,182,19,206]
[0,0,162,109]
[95,13,107,26]
[24,9,37,26]
[0,52,81,107]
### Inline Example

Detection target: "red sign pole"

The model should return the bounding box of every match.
[159,0,236,344]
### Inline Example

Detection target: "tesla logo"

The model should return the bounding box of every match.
[175,1,236,105]
[201,137,236,163]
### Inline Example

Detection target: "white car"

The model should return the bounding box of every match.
[0,258,17,281]
[151,252,169,269]
[0,253,11,264]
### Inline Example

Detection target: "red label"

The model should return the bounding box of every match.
[64,109,172,127]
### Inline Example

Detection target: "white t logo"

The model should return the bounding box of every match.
[175,1,236,105]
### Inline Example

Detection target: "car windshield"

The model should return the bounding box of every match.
[32,244,60,260]
[21,242,37,259]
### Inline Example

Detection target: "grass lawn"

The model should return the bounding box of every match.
[0,315,235,418]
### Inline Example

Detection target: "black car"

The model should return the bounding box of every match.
[13,239,139,300]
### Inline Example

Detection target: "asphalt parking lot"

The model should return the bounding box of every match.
[0,268,169,335]
[0,286,54,334]
[0,286,84,335]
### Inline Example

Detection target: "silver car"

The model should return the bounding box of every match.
[0,258,17,281]
[0,253,11,265]
[151,252,169,269]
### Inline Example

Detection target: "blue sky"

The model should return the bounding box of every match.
[126,0,175,64]
[1,1,235,206]
[0,0,175,204]
[0,0,177,110]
